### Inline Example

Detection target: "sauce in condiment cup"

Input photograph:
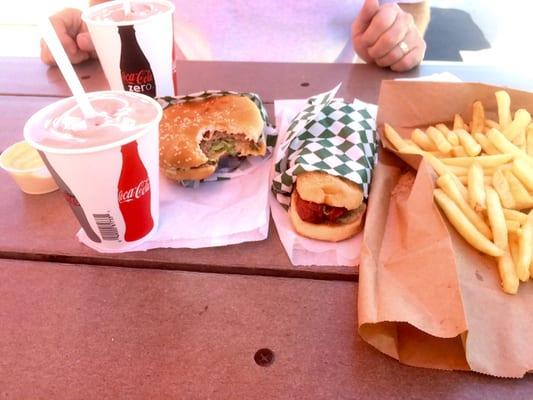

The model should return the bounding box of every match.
[0,140,58,194]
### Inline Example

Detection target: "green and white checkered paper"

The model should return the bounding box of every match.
[272,85,378,207]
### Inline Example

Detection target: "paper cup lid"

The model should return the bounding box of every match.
[23,91,163,155]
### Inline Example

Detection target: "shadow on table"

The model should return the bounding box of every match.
[424,7,491,61]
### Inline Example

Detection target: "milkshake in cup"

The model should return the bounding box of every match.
[24,90,162,251]
[82,0,176,98]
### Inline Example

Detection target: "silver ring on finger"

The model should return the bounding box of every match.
[398,41,409,55]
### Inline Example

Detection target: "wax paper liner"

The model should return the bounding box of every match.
[359,79,533,378]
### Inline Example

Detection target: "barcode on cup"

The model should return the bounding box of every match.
[93,213,120,241]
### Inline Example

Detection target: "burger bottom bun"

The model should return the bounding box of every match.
[162,163,217,181]
[288,191,366,242]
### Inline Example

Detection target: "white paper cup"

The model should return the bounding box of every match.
[23,91,162,251]
[82,0,176,98]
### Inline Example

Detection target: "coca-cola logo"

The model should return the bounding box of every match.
[118,179,150,204]
[121,69,154,85]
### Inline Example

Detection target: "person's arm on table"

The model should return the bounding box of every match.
[352,0,430,72]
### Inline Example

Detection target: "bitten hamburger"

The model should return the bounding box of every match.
[288,171,366,242]
[159,95,266,181]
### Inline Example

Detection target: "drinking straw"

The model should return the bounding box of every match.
[124,0,132,14]
[40,17,97,119]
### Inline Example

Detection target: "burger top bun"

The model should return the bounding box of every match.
[295,171,363,210]
[159,95,265,179]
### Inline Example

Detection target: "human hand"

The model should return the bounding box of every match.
[40,8,97,66]
[352,0,426,72]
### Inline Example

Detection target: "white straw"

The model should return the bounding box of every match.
[41,17,96,119]
[123,0,132,14]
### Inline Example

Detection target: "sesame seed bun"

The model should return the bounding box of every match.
[159,95,265,181]
[160,163,217,181]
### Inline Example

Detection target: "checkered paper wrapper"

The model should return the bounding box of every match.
[158,90,277,187]
[79,90,276,252]
[270,85,378,266]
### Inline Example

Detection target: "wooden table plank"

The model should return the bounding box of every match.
[0,64,342,280]
[0,172,354,280]
[3,57,533,102]
[0,57,108,96]
[2,58,533,278]
[176,61,533,104]
[1,259,530,399]
[0,96,61,152]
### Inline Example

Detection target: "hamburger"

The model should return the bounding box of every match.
[159,95,266,181]
[288,171,366,242]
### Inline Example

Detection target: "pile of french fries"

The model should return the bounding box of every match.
[384,90,533,295]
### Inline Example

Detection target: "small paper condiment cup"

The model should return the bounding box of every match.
[0,140,58,194]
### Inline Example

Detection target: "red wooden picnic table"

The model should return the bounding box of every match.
[1,57,532,398]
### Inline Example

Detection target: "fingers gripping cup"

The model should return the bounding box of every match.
[82,0,176,98]
[24,91,162,251]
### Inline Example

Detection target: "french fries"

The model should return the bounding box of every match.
[506,219,521,233]
[485,187,508,251]
[455,129,482,156]
[453,114,466,130]
[527,123,533,155]
[485,119,500,130]
[487,128,533,168]
[509,233,520,266]
[511,158,533,191]
[456,175,491,185]
[427,126,453,154]
[434,189,503,257]
[452,146,467,157]
[470,100,485,134]
[440,154,513,168]
[384,123,409,151]
[495,90,512,129]
[473,132,499,155]
[503,208,528,224]
[383,89,533,295]
[503,109,531,142]
[503,170,533,209]
[498,253,519,295]
[468,163,486,211]
[411,128,437,151]
[492,168,515,209]
[436,174,492,239]
[517,218,533,281]
[436,123,459,146]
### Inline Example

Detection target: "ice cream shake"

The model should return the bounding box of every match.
[90,1,171,23]
[24,91,163,251]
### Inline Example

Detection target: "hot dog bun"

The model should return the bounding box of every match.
[288,171,366,242]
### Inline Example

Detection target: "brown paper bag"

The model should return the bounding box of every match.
[358,80,533,378]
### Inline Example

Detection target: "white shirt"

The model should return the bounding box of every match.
[172,0,421,63]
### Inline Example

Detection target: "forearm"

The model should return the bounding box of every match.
[399,1,430,35]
